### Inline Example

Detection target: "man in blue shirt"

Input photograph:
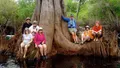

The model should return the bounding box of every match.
[62,14,78,44]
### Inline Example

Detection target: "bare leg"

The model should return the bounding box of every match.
[92,32,97,41]
[74,32,78,43]
[71,32,76,43]
[81,33,85,44]
[86,36,90,41]
[23,45,28,58]
[39,45,44,56]
[21,47,23,54]
[95,32,102,41]
[20,42,24,54]
[43,44,47,56]
[98,31,102,38]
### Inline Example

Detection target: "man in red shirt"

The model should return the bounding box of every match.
[92,21,102,41]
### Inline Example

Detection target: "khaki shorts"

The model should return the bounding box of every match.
[21,42,30,48]
[68,28,77,33]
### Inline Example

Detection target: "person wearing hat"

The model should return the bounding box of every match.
[81,25,94,44]
[20,28,33,58]
[92,21,102,41]
[34,27,47,60]
[22,17,32,33]
[61,14,79,44]
[29,20,40,36]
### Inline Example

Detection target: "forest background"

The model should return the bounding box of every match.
[0,0,120,32]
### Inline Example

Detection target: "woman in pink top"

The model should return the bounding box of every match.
[34,27,47,59]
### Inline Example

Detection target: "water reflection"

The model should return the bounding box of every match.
[0,55,20,68]
[0,55,120,68]
[21,55,119,68]
[21,59,52,68]
[0,55,8,63]
[80,56,117,68]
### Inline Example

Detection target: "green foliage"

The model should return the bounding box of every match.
[107,0,120,17]
[66,0,78,13]
[16,0,35,21]
[65,0,120,25]
[0,0,35,26]
[64,0,78,17]
[0,0,17,24]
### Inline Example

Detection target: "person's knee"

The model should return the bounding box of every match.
[39,45,43,49]
[99,32,102,35]
[71,32,74,35]
[20,43,24,48]
[39,45,42,48]
[43,44,47,49]
[87,36,90,40]
[92,32,96,35]
[72,32,77,37]
[24,46,28,50]
[25,44,29,49]
[86,36,89,39]
[81,33,84,36]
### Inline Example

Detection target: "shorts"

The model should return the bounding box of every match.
[36,44,46,48]
[68,28,77,33]
[21,42,30,48]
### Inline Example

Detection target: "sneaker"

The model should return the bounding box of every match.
[80,41,84,45]
[94,38,96,41]
[43,56,46,60]
[43,56,47,60]
[41,56,46,60]
[74,42,79,44]
[96,38,98,41]
[44,56,47,59]
[40,56,44,60]
[23,55,26,58]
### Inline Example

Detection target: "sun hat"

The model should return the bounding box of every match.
[25,27,29,30]
[38,27,43,31]
[85,25,90,28]
[32,20,38,24]
[26,17,31,21]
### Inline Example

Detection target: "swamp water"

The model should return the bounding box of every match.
[0,55,120,68]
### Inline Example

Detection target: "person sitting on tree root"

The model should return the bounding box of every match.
[29,20,40,36]
[20,28,33,58]
[61,14,79,44]
[81,25,94,44]
[92,21,102,41]
[22,17,32,34]
[34,27,47,60]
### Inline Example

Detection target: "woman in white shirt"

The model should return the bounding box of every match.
[29,20,40,36]
[20,28,33,58]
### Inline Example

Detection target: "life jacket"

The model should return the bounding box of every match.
[92,25,102,32]
[84,30,94,39]
[68,19,76,28]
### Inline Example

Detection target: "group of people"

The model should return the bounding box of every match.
[81,21,102,44]
[20,15,102,59]
[62,14,102,44]
[21,17,47,59]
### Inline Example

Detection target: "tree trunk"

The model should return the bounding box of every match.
[29,0,119,57]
